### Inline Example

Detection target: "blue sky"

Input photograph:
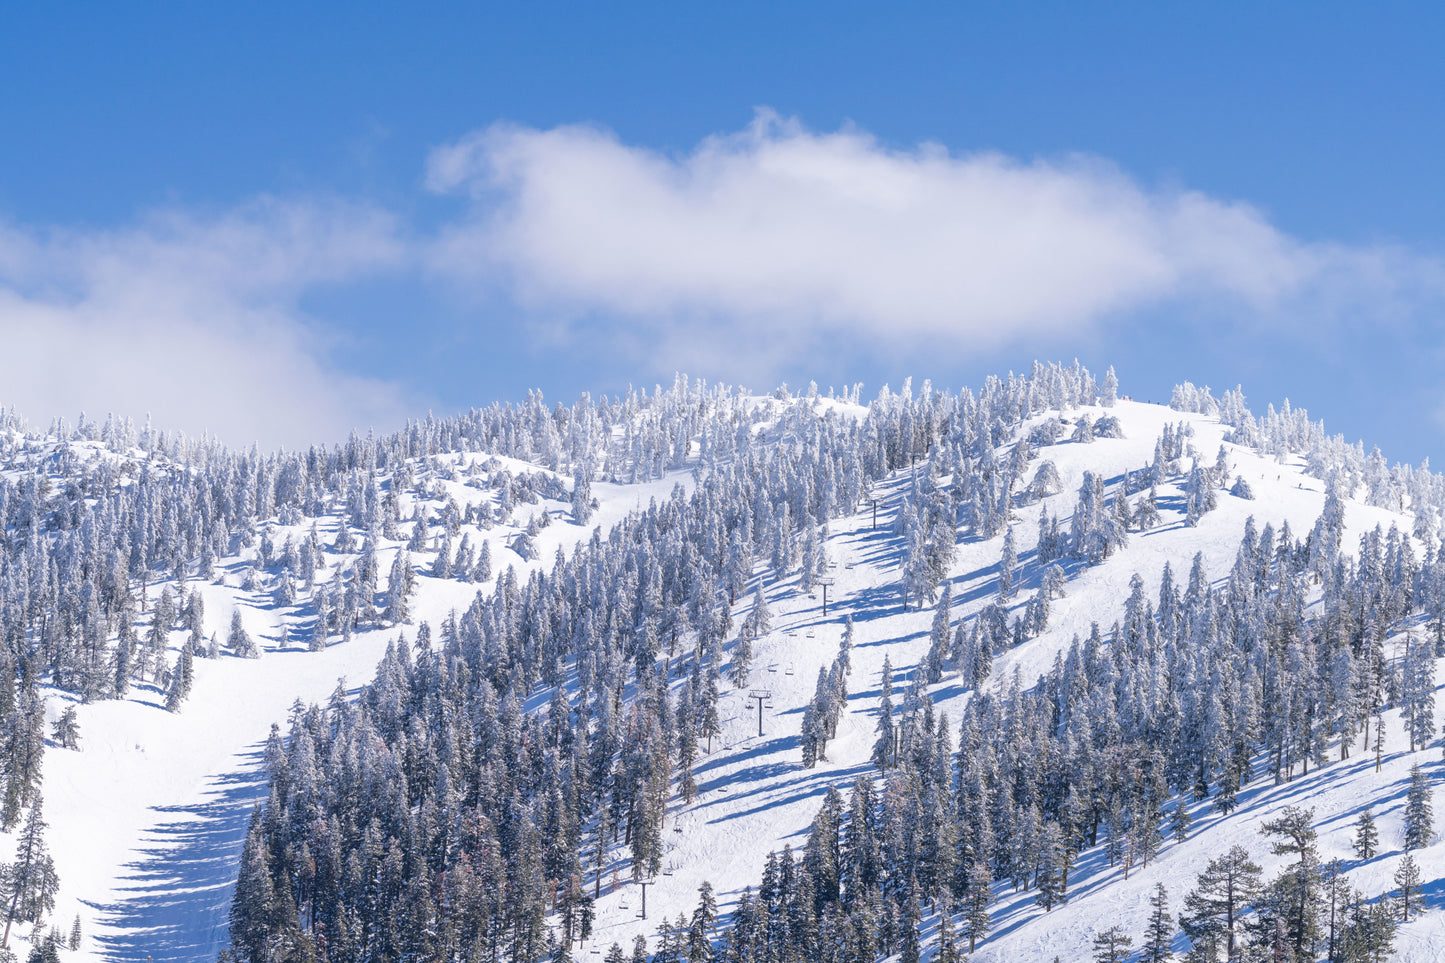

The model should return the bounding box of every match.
[2,3,1443,463]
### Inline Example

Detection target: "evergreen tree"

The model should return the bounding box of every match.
[1394,853,1421,922]
[926,583,952,684]
[899,879,922,963]
[872,655,895,770]
[384,549,415,624]
[473,538,493,582]
[48,709,78,751]
[1170,801,1192,843]
[1402,635,1436,751]
[935,903,962,963]
[997,527,1017,601]
[1180,845,1262,963]
[228,610,258,659]
[1091,925,1133,963]
[165,643,194,712]
[1034,822,1069,912]
[961,861,992,953]
[1404,763,1433,850]
[2,797,59,949]
[1353,807,1379,861]
[1101,366,1119,407]
[730,625,754,689]
[1139,883,1173,963]
[1255,806,1322,962]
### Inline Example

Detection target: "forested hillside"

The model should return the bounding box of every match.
[2,364,1443,962]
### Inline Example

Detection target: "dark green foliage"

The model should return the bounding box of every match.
[1180,845,1261,963]
[1091,925,1133,963]
[1353,807,1379,860]
[1404,764,1433,850]
[1139,884,1173,963]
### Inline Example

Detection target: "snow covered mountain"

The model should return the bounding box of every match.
[1,366,1442,963]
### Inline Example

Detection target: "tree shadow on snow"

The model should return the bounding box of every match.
[86,747,268,963]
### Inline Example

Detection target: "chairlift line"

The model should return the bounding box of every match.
[747,689,772,737]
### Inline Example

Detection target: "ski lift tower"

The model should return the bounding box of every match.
[817,576,835,617]
[748,689,773,737]
[637,874,656,920]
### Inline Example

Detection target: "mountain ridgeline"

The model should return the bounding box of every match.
[1,363,1442,962]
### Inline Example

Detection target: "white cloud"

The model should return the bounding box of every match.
[0,198,415,449]
[426,111,1445,372]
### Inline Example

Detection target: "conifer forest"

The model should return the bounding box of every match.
[1,363,1443,962]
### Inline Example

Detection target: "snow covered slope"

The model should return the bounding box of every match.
[5,381,1444,962]
[574,399,1445,961]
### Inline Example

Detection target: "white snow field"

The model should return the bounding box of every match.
[6,395,1444,962]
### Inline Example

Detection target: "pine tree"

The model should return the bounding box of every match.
[899,879,922,963]
[1138,883,1173,962]
[961,861,992,953]
[1091,925,1133,963]
[872,655,895,770]
[997,527,1017,601]
[165,643,194,712]
[2,796,59,949]
[926,583,952,684]
[228,808,278,962]
[1394,853,1421,922]
[473,538,493,582]
[730,625,754,689]
[686,881,717,962]
[935,902,962,963]
[228,610,258,659]
[1404,763,1433,850]
[1170,801,1192,843]
[1256,806,1323,962]
[1353,807,1379,860]
[1320,860,1352,963]
[384,549,415,624]
[1101,366,1119,407]
[1402,635,1436,751]
[49,708,78,751]
[309,592,329,652]
[1034,822,1068,912]
[1180,845,1262,963]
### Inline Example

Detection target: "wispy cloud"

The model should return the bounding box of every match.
[5,114,1441,449]
[426,111,1445,375]
[0,198,415,449]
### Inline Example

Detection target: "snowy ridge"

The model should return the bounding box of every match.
[2,372,1443,962]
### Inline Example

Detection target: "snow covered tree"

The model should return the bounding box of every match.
[1394,853,1422,922]
[2,796,59,949]
[165,644,194,712]
[1091,925,1132,963]
[1353,807,1379,860]
[1180,845,1261,963]
[925,583,952,684]
[1101,366,1119,407]
[572,464,594,526]
[730,625,754,689]
[1402,635,1436,751]
[960,861,992,953]
[872,655,895,770]
[997,526,1017,601]
[228,610,258,659]
[49,709,78,752]
[1255,806,1322,961]
[1404,763,1433,850]
[1185,462,1218,527]
[384,549,415,625]
[1139,883,1173,963]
